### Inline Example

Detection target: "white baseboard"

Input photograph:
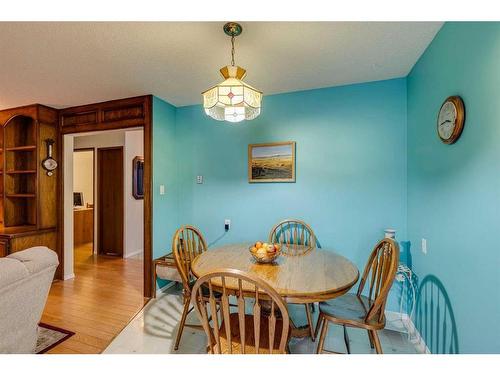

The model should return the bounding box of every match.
[124,249,143,258]
[63,273,75,280]
[155,280,177,297]
[385,310,410,332]
[385,310,430,354]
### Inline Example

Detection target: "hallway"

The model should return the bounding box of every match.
[41,243,146,353]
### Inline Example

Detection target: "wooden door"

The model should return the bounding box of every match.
[97,147,124,256]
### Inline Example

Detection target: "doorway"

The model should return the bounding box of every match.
[59,95,152,298]
[63,129,145,288]
[73,148,95,265]
[97,146,124,256]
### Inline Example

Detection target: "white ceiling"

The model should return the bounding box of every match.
[0,22,442,110]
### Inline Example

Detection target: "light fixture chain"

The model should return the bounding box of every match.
[231,35,235,66]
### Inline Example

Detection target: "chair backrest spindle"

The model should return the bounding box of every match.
[237,279,246,354]
[191,269,290,354]
[268,219,316,255]
[172,225,208,292]
[357,239,399,323]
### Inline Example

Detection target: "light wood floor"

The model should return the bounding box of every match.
[41,243,147,354]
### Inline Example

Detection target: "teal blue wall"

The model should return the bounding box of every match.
[152,96,178,288]
[150,22,500,353]
[407,22,500,353]
[175,79,408,309]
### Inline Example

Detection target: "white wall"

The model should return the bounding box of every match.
[63,135,75,279]
[124,130,144,258]
[74,131,125,150]
[73,150,93,206]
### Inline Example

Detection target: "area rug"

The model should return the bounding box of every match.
[35,323,75,354]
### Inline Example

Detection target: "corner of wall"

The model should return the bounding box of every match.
[151,96,180,262]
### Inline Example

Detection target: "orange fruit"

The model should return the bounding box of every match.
[250,246,257,252]
[256,248,267,256]
[255,241,262,249]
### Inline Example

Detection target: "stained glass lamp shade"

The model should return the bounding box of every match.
[202,65,262,123]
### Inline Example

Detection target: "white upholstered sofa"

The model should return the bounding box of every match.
[0,247,58,353]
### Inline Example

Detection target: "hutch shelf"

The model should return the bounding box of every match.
[0,104,58,258]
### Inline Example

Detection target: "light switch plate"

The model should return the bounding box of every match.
[159,185,165,195]
[421,238,427,254]
[196,175,203,184]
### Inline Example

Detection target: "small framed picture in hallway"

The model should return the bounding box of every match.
[132,156,144,199]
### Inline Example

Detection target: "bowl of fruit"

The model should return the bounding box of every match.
[249,242,281,264]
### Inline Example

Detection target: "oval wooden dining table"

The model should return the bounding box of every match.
[191,243,360,337]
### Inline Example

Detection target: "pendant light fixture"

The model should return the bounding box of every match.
[202,22,262,123]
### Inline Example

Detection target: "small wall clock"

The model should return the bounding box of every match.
[437,96,465,144]
[42,138,58,176]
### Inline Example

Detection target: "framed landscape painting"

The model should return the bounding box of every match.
[248,141,296,183]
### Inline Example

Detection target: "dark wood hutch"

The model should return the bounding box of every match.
[0,104,58,259]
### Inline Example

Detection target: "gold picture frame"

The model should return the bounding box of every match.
[248,141,296,183]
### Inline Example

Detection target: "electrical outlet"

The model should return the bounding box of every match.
[196,175,203,184]
[421,238,427,255]
[224,219,231,231]
[159,185,165,195]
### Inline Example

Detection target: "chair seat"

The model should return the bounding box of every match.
[211,313,285,354]
[154,253,183,283]
[155,264,183,283]
[319,293,385,329]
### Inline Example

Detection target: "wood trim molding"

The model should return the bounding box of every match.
[143,96,153,298]
[59,95,150,134]
[58,95,154,298]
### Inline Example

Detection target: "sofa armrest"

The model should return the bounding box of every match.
[7,246,59,275]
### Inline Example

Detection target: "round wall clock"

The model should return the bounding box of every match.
[437,96,465,144]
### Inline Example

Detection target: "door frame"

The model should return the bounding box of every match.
[73,147,95,253]
[58,95,154,298]
[96,146,124,257]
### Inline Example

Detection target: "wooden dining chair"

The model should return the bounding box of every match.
[172,225,209,350]
[268,219,317,340]
[314,238,399,354]
[269,219,316,255]
[191,268,291,354]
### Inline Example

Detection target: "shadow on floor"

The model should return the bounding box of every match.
[142,284,185,340]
